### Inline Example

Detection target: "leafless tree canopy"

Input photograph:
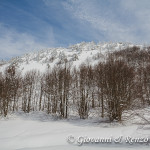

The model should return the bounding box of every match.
[0,46,150,122]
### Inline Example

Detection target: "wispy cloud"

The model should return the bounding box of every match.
[120,0,150,43]
[63,0,150,44]
[1,0,150,59]
[0,23,55,59]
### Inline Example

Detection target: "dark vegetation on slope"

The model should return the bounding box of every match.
[0,46,150,122]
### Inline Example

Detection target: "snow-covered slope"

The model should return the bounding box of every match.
[0,42,140,74]
[0,42,150,150]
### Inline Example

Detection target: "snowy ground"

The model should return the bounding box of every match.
[0,112,150,150]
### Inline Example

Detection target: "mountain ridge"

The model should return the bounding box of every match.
[0,42,142,74]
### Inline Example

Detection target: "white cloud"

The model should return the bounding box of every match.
[63,0,150,44]
[2,0,150,60]
[120,0,150,29]
[0,23,56,59]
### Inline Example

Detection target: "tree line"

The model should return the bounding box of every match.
[0,46,150,121]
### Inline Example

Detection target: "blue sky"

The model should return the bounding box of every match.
[0,0,150,59]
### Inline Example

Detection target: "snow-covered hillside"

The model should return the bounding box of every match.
[1,42,150,150]
[0,42,139,74]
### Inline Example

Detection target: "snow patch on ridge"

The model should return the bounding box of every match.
[0,42,141,74]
